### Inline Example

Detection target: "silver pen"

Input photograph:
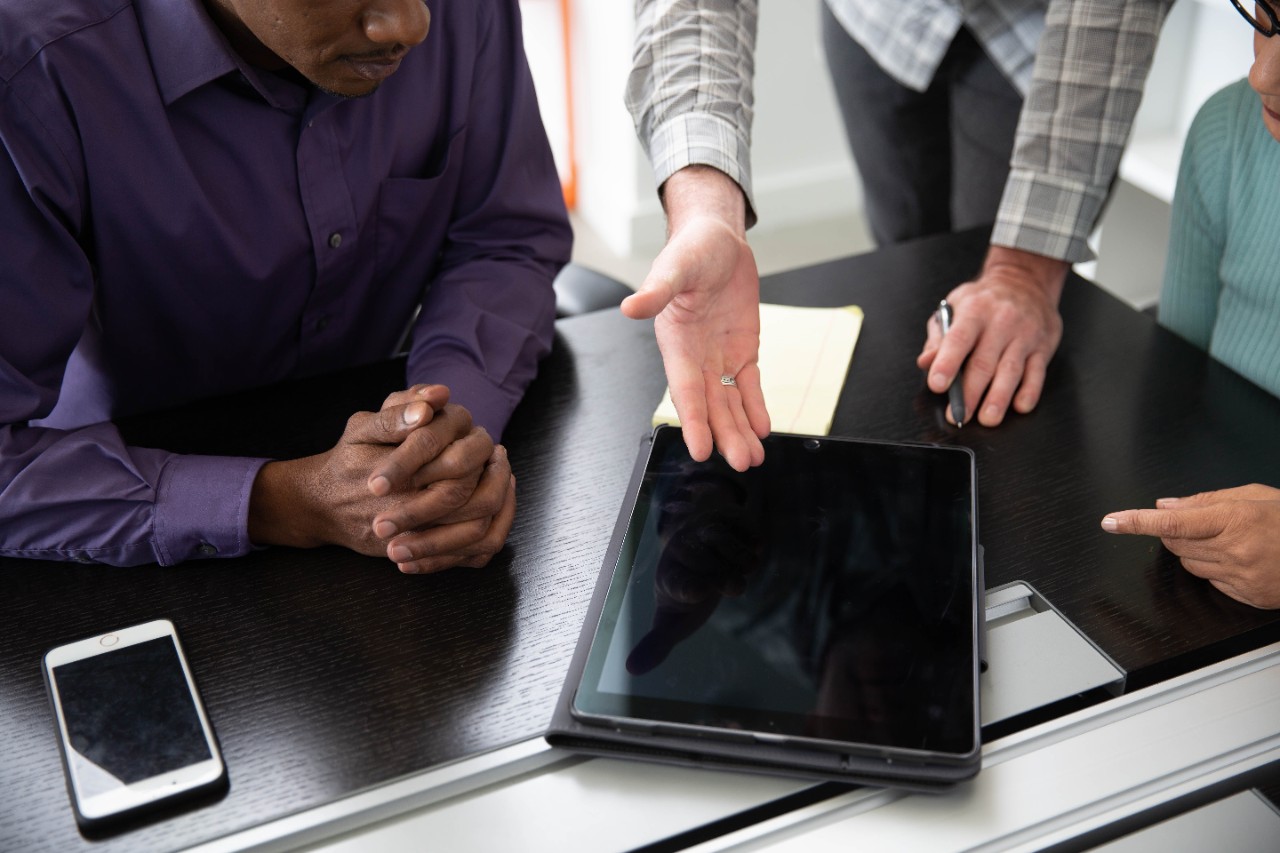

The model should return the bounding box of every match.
[934,299,966,428]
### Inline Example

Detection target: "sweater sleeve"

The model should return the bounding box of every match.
[1157,82,1237,350]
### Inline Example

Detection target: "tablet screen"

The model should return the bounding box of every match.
[572,427,978,760]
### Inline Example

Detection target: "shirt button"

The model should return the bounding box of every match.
[315,315,331,332]
[328,232,342,249]
[197,543,218,557]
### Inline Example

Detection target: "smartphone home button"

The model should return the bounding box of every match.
[99,634,119,647]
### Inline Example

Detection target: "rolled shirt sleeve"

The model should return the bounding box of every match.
[629,0,1172,258]
[992,0,1174,263]
[628,0,759,225]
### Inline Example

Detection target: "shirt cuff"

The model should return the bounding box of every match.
[407,358,520,444]
[992,168,1104,263]
[152,454,269,566]
[646,112,758,229]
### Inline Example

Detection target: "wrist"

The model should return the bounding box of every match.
[248,458,326,549]
[983,245,1069,302]
[660,165,748,238]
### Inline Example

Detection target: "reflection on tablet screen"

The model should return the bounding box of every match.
[574,428,978,760]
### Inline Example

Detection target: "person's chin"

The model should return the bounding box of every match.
[305,63,397,99]
[316,80,381,99]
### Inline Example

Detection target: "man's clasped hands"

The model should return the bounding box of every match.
[248,385,514,574]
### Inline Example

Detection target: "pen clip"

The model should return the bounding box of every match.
[936,299,953,335]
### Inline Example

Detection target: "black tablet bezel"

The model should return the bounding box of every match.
[566,426,982,772]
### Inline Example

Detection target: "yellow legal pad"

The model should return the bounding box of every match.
[652,303,863,436]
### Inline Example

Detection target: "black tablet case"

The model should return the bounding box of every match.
[546,430,983,791]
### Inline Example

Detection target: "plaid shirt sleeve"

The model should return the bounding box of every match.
[627,0,760,225]
[993,0,1176,262]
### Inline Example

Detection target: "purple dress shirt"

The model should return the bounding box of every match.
[0,0,572,566]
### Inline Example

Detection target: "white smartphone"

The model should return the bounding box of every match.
[43,619,227,829]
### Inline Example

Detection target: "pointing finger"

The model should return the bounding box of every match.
[1100,506,1227,541]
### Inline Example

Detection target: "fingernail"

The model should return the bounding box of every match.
[374,520,397,538]
[1156,497,1179,508]
[404,404,423,426]
[369,475,390,496]
[984,404,1000,419]
[389,544,412,563]
[1101,516,1118,532]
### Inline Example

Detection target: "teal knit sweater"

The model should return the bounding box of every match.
[1160,78,1280,399]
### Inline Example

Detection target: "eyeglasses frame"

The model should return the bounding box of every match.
[1231,0,1280,37]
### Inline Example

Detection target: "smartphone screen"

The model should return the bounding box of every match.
[44,620,226,828]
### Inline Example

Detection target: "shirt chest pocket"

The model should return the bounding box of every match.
[375,127,468,285]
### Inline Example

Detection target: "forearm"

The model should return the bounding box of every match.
[409,254,559,442]
[407,0,569,441]
[662,165,748,238]
[626,18,761,370]
[247,458,325,550]
[0,423,266,566]
[981,245,1068,305]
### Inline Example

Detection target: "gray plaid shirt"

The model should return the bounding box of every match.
[628,0,1174,262]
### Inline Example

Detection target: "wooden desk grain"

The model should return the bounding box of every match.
[0,318,668,851]
[757,232,1280,686]
[2,229,1277,850]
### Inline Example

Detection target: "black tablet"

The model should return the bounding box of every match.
[547,426,981,789]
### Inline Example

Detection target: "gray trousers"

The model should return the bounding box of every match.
[820,3,1024,246]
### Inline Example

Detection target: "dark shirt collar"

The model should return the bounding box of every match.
[134,0,308,112]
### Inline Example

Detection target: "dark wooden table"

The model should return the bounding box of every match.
[2,228,1278,851]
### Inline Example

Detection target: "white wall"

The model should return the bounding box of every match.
[747,2,863,237]
[563,1,652,255]
[566,1,862,257]
[1123,0,1254,201]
